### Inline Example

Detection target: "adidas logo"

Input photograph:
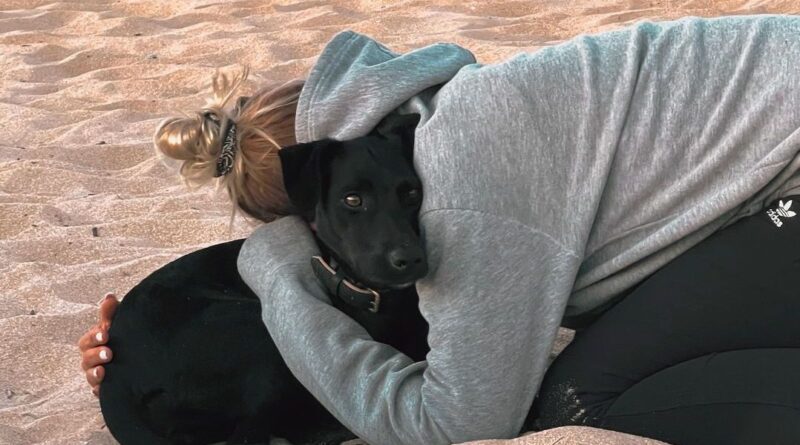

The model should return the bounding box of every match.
[766,200,796,228]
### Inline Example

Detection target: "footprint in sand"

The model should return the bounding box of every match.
[40,205,76,227]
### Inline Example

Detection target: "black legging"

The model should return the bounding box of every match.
[528,195,800,445]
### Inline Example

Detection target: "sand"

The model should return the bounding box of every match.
[1,1,799,444]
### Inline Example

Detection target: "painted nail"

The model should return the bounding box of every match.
[99,349,108,361]
[93,368,99,378]
[95,332,103,343]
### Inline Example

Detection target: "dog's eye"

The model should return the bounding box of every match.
[344,194,362,207]
[406,188,421,204]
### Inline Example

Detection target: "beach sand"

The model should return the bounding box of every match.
[1,1,798,444]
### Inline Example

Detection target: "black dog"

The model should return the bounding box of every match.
[99,114,429,445]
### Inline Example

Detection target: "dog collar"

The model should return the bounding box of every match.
[311,256,381,313]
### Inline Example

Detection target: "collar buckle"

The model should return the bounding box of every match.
[311,256,382,313]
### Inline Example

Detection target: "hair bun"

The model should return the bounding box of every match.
[153,109,226,185]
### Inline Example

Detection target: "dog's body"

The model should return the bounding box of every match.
[100,115,429,445]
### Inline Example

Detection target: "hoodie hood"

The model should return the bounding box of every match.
[295,30,477,143]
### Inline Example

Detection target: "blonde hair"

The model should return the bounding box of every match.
[154,67,305,223]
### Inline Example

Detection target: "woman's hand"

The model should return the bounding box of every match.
[78,293,119,397]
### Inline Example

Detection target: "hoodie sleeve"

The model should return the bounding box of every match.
[238,214,580,445]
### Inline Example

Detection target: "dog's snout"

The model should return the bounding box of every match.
[388,247,424,271]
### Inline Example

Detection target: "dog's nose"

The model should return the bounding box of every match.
[388,247,424,271]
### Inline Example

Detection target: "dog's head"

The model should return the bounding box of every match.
[278,115,427,290]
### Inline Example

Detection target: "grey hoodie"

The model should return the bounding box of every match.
[238,15,800,445]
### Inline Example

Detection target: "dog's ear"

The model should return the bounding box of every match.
[393,113,421,149]
[374,113,420,146]
[279,139,335,219]
[374,113,420,164]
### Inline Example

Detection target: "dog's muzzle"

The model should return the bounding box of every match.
[311,256,381,313]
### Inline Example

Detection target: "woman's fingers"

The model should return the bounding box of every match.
[83,346,109,398]
[86,365,104,390]
[97,293,119,329]
[77,326,107,353]
[78,293,118,354]
[81,346,113,371]
[78,293,119,397]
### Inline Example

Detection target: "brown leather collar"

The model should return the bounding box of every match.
[310,256,381,313]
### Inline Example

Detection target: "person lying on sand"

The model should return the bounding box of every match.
[82,15,800,445]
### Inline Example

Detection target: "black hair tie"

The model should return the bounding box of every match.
[214,120,237,177]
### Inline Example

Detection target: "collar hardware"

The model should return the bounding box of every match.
[311,256,381,313]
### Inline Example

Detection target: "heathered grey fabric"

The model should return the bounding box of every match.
[238,15,800,445]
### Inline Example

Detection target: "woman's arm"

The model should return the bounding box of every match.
[78,293,118,396]
[238,214,579,445]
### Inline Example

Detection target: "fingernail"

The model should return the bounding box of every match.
[95,332,103,342]
[98,293,114,304]
[93,368,99,378]
[99,349,108,361]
